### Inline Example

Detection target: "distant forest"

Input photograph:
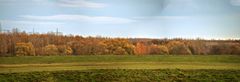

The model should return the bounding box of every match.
[0,29,240,56]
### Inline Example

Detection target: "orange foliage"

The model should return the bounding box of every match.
[134,42,149,55]
[0,30,240,56]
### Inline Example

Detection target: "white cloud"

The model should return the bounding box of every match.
[132,16,192,20]
[230,0,240,6]
[1,20,62,25]
[21,15,135,24]
[57,0,107,8]
[0,0,106,8]
[0,0,47,2]
[156,16,192,19]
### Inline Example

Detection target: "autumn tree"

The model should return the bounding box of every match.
[134,42,149,55]
[0,34,8,56]
[35,47,45,56]
[187,41,208,55]
[104,39,135,55]
[58,45,73,55]
[113,47,127,55]
[230,44,240,55]
[209,43,238,55]
[15,42,35,56]
[167,41,192,55]
[91,41,109,55]
[149,45,169,55]
[43,44,59,56]
[68,41,84,55]
[1,29,240,56]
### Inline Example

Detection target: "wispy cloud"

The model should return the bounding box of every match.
[57,0,107,8]
[1,20,62,25]
[0,0,48,2]
[0,0,105,8]
[230,0,240,6]
[21,15,135,24]
[132,16,193,20]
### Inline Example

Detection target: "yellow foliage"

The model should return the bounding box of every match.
[44,44,58,56]
[15,42,35,56]
[149,45,169,55]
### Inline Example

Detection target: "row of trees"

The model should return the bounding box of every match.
[0,32,240,56]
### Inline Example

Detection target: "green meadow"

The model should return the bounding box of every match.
[0,55,239,81]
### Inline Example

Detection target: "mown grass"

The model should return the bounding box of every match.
[0,55,239,73]
[0,69,239,82]
[0,62,239,73]
[0,55,239,64]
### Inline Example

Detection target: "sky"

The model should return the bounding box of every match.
[0,0,240,39]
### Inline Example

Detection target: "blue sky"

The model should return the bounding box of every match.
[0,0,240,39]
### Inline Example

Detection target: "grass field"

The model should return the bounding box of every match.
[0,55,240,81]
[0,55,240,73]
[1,55,240,64]
[1,69,240,82]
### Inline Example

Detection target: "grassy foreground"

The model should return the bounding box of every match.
[0,55,239,81]
[0,69,240,82]
[0,55,240,73]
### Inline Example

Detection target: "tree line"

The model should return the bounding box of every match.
[0,31,240,56]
